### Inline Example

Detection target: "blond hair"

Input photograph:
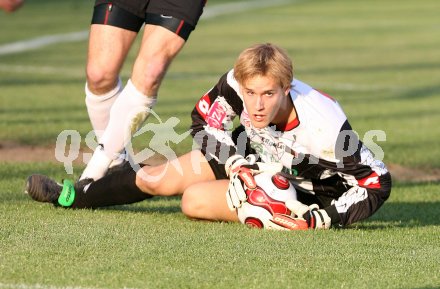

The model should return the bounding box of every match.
[233,43,293,90]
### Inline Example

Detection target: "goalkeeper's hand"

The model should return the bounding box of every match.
[225,154,282,210]
[269,200,331,230]
[225,155,257,210]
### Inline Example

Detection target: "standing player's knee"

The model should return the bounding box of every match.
[135,62,166,92]
[144,65,164,91]
[132,51,174,94]
[86,65,120,94]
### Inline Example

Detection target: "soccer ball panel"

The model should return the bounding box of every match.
[236,172,297,229]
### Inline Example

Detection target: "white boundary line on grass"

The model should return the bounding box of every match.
[0,64,84,77]
[0,31,89,56]
[0,0,291,56]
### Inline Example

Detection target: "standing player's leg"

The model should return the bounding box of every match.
[85,24,137,141]
[24,2,143,201]
[25,1,206,199]
[82,25,185,180]
[84,3,144,170]
[80,1,205,181]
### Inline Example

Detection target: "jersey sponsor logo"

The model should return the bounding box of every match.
[196,93,211,119]
[357,172,381,189]
[275,142,287,158]
[206,101,227,129]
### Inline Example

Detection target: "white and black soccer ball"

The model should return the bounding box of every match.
[237,172,297,229]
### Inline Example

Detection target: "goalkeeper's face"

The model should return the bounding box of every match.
[241,75,291,129]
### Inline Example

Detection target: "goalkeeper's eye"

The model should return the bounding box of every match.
[245,90,255,96]
[265,92,274,97]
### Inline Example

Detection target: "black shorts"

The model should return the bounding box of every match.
[92,0,206,40]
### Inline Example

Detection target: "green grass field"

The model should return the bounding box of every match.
[1,0,439,288]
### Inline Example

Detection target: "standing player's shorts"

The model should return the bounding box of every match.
[92,0,206,40]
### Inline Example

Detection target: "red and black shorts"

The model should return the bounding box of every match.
[92,0,206,40]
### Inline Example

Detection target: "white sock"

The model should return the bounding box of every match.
[85,78,127,169]
[80,79,157,180]
[85,78,122,141]
[80,144,113,181]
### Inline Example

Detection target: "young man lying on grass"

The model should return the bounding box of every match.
[26,43,392,230]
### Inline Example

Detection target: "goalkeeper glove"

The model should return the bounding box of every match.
[270,200,331,230]
[225,155,257,210]
[225,154,282,210]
